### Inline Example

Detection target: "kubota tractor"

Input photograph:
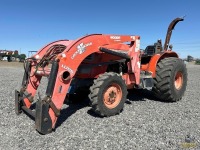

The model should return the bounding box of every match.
[15,17,187,134]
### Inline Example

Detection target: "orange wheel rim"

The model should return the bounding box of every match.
[103,83,122,109]
[174,71,183,90]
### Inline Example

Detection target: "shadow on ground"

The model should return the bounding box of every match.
[19,89,166,131]
[126,89,157,103]
[55,89,162,129]
[55,94,90,129]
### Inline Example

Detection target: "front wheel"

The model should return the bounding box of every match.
[89,72,127,117]
[153,57,187,102]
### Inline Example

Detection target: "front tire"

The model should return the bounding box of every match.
[153,57,187,102]
[89,72,127,117]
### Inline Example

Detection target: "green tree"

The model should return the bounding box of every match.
[19,54,26,62]
[196,59,200,65]
[12,53,19,58]
[20,54,26,59]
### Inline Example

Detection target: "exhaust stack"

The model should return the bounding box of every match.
[164,17,184,50]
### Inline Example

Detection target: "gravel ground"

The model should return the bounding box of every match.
[0,62,200,150]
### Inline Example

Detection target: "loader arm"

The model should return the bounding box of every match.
[15,34,140,134]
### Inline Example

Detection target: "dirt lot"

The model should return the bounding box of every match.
[0,61,200,150]
[0,61,23,68]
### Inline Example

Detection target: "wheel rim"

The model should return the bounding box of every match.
[103,83,122,109]
[174,71,183,90]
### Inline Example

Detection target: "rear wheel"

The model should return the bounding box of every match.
[153,57,187,102]
[89,72,127,116]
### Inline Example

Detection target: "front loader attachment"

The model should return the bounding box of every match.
[15,34,141,134]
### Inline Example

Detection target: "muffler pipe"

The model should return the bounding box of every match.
[164,17,184,50]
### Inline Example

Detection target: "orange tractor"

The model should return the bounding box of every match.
[15,17,187,134]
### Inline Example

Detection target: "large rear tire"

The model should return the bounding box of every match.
[153,57,187,102]
[89,72,127,117]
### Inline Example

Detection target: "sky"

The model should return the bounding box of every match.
[0,0,200,58]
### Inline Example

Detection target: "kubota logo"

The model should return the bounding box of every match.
[71,42,92,59]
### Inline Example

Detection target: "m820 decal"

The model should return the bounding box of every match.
[61,64,74,74]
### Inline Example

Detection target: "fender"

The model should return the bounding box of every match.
[147,51,178,77]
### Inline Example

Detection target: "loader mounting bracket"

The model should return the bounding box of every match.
[44,96,60,117]
[15,90,22,115]
[35,100,52,134]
